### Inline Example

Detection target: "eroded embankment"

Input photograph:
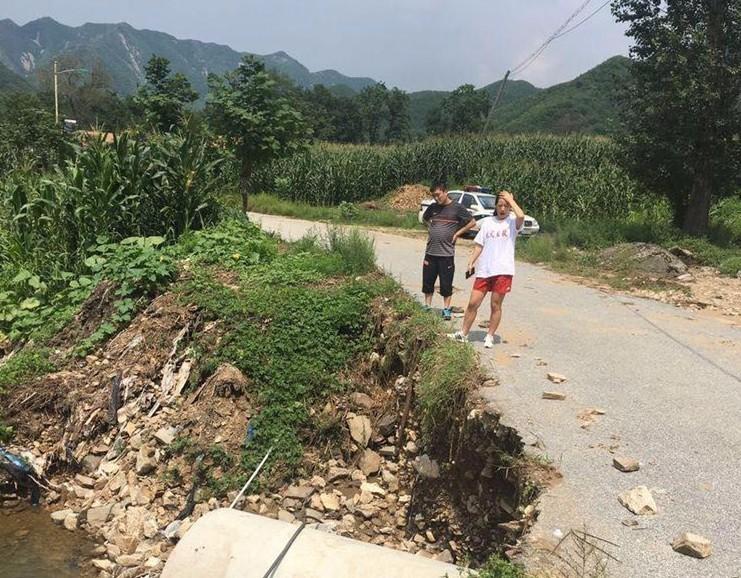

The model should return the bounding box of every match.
[1,246,555,578]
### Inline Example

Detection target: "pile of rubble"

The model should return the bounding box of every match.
[387,184,430,211]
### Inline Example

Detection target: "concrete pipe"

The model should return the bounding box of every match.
[162,508,466,578]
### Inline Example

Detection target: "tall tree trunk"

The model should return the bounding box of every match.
[239,158,252,214]
[682,171,712,236]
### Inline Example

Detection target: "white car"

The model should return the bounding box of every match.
[418,188,540,237]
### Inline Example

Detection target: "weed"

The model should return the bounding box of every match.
[417,340,478,446]
[0,347,54,393]
[326,227,377,275]
[475,555,526,578]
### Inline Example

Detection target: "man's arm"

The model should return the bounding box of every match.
[500,190,525,229]
[453,217,477,243]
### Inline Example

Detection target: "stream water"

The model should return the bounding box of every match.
[0,505,95,578]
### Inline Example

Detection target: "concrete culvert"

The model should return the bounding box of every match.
[161,508,465,578]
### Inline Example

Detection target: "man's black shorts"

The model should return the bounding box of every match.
[422,254,455,297]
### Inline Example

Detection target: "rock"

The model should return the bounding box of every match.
[381,470,399,492]
[129,433,144,450]
[81,454,102,474]
[304,508,324,522]
[86,504,113,528]
[379,446,396,458]
[320,493,340,511]
[413,455,440,479]
[92,559,114,571]
[285,485,314,500]
[278,510,296,523]
[116,554,143,567]
[405,441,418,454]
[349,393,374,409]
[547,372,567,384]
[360,482,386,496]
[206,363,249,397]
[51,509,74,523]
[613,456,640,473]
[347,414,372,447]
[309,476,327,488]
[376,414,396,437]
[618,486,658,515]
[600,243,688,278]
[358,449,382,476]
[326,467,350,482]
[435,550,455,563]
[309,494,325,512]
[356,505,379,519]
[154,426,177,446]
[135,446,158,476]
[115,535,139,555]
[542,391,567,400]
[671,532,712,559]
[176,518,193,539]
[145,556,163,569]
[425,530,436,542]
[73,485,94,499]
[74,474,96,488]
[63,513,78,531]
[100,461,119,476]
[676,273,694,282]
[163,520,182,540]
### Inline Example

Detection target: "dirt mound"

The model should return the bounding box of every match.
[599,243,688,278]
[388,184,430,211]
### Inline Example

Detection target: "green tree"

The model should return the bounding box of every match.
[135,55,198,132]
[426,84,490,134]
[612,0,741,235]
[386,87,411,143]
[206,56,310,212]
[358,83,389,144]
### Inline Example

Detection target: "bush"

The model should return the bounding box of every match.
[326,227,377,275]
[476,555,526,578]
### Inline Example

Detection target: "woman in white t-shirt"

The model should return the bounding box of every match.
[449,190,525,348]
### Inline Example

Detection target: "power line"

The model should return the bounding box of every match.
[510,0,594,77]
[553,0,613,40]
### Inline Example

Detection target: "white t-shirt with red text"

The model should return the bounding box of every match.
[473,214,522,277]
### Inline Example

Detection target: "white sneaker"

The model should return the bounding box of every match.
[447,331,468,343]
[484,334,495,349]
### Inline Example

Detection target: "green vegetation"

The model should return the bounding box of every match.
[175,219,390,477]
[0,62,30,93]
[252,135,644,221]
[612,1,741,235]
[134,55,198,131]
[207,56,311,212]
[246,193,420,229]
[426,84,490,135]
[487,56,630,136]
[475,555,527,578]
[0,348,54,394]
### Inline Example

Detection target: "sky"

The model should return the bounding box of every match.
[3,0,632,91]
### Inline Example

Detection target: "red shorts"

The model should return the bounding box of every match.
[473,275,513,295]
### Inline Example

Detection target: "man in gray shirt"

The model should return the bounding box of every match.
[422,181,476,320]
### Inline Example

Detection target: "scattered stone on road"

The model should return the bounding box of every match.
[671,532,712,559]
[613,456,641,473]
[358,448,381,476]
[547,372,567,384]
[542,391,567,400]
[618,486,658,515]
[153,426,177,446]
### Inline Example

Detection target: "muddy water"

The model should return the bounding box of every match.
[0,506,95,578]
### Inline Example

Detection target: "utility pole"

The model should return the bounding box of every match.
[53,60,88,125]
[483,69,510,133]
[54,60,59,125]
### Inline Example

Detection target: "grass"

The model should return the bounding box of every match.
[476,556,527,578]
[517,207,741,280]
[0,347,54,394]
[244,192,422,230]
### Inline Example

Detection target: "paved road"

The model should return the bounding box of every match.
[250,213,741,578]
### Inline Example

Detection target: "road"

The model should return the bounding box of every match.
[250,213,741,578]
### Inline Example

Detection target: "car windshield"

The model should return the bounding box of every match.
[478,195,497,210]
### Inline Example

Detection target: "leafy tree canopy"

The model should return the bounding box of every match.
[612,0,741,235]
[135,55,198,132]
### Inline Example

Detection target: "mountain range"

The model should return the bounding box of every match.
[0,17,376,96]
[0,17,629,135]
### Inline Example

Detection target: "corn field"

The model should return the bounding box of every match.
[252,135,646,220]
